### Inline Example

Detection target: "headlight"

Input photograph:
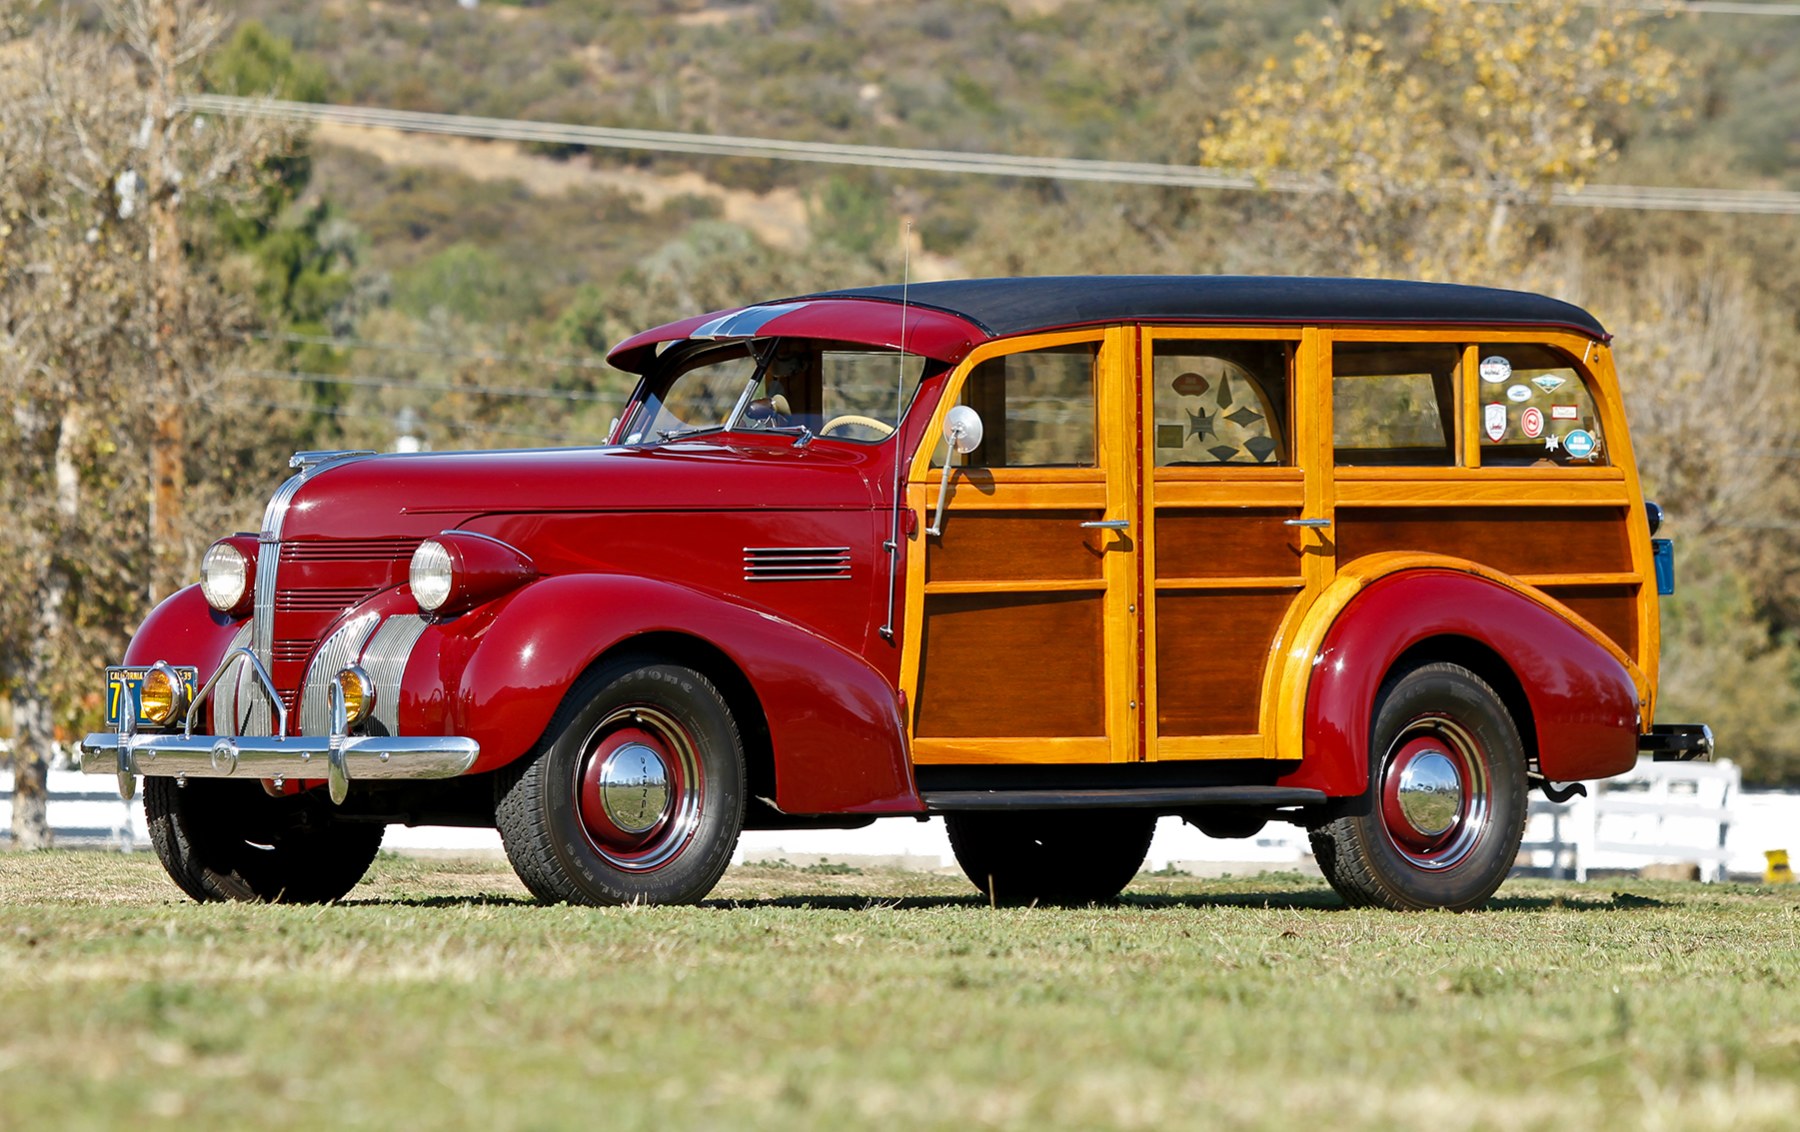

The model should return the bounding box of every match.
[200,539,255,616]
[410,539,454,613]
[140,662,187,725]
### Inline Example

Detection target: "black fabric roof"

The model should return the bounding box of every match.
[799,276,1608,341]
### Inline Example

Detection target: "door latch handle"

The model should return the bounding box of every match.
[1283,518,1332,528]
[1080,519,1132,530]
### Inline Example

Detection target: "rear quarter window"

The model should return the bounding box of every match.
[1476,345,1608,467]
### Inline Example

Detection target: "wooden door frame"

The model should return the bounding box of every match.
[899,327,1139,765]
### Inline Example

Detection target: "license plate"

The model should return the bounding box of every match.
[105,666,200,727]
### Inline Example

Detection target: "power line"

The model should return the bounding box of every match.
[228,366,628,405]
[1480,0,1800,13]
[248,329,612,372]
[223,396,593,446]
[183,93,1800,216]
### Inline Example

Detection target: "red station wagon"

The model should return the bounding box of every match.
[83,276,1711,911]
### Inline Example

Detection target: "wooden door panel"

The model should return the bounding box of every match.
[1155,508,1304,580]
[1153,589,1298,737]
[1334,506,1632,576]
[913,591,1106,738]
[925,509,1105,584]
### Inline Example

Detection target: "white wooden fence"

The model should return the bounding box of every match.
[4,756,1788,881]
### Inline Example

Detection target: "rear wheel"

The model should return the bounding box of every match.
[945,809,1155,905]
[143,777,384,904]
[496,657,745,906]
[1309,662,1527,911]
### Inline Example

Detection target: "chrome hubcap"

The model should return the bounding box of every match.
[596,742,672,834]
[574,707,704,873]
[1378,715,1491,871]
[1395,751,1462,836]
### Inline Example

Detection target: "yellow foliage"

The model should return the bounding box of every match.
[1199,0,1684,278]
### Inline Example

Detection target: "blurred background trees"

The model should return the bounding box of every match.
[4,0,1799,846]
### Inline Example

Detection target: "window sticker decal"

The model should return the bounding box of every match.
[1480,356,1512,384]
[1544,433,1562,453]
[1172,371,1210,397]
[1520,406,1544,439]
[1506,384,1532,403]
[1156,424,1185,449]
[1484,402,1508,442]
[1563,429,1596,459]
[1187,408,1216,440]
[1531,374,1566,394]
[1551,404,1580,420]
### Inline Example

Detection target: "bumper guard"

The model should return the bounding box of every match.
[1637,723,1714,762]
[79,646,479,803]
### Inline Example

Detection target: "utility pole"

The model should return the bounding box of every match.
[146,0,186,599]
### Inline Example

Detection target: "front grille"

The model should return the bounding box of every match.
[243,535,425,735]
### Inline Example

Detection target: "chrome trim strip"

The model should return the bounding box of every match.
[300,613,379,736]
[209,621,254,735]
[362,614,431,735]
[744,546,852,582]
[79,731,480,782]
[184,647,287,740]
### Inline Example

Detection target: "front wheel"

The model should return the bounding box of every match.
[143,777,384,904]
[496,658,745,906]
[945,809,1155,905]
[1310,662,1528,912]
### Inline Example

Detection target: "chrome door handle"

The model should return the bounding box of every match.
[1080,519,1132,530]
[1283,518,1332,528]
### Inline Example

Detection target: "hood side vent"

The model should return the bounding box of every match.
[744,546,852,582]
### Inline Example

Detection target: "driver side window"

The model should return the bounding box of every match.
[942,343,1099,468]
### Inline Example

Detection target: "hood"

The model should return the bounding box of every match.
[274,440,880,542]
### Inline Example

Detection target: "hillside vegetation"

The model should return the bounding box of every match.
[4,1,1800,802]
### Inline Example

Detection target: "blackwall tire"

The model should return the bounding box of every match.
[495,658,745,907]
[945,809,1155,905]
[143,776,384,904]
[1309,661,1528,912]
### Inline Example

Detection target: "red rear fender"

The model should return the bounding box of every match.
[1279,567,1641,797]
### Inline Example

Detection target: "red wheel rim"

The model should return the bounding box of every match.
[573,706,704,872]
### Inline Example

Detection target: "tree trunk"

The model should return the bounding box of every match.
[146,0,187,598]
[8,690,54,850]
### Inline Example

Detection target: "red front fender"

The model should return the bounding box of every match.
[402,574,918,814]
[122,585,248,677]
[1279,568,1640,797]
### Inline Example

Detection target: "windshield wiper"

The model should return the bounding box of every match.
[657,425,728,442]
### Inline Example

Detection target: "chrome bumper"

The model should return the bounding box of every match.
[80,645,478,803]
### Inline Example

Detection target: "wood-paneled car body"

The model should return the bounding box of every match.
[83,277,1711,910]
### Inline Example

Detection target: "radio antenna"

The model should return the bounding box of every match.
[877,222,912,643]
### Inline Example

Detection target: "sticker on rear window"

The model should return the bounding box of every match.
[1480,356,1512,384]
[1484,403,1507,442]
[1551,404,1580,420]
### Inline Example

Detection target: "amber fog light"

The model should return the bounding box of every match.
[140,662,187,725]
[335,665,374,728]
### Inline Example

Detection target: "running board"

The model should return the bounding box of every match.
[921,786,1328,813]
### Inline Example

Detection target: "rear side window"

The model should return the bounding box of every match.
[1475,345,1608,467]
[1151,340,1292,466]
[1333,343,1461,466]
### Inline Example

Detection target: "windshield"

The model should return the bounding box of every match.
[621,339,932,445]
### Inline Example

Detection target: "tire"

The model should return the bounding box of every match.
[143,776,384,904]
[1309,661,1528,912]
[495,657,745,906]
[945,809,1155,905]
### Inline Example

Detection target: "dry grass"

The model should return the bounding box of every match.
[2,852,1797,1131]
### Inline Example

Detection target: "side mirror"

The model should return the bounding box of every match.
[944,404,985,455]
[927,406,985,537]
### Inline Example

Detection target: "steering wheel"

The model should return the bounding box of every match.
[820,414,896,439]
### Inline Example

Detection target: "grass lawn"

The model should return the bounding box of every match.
[1,852,1796,1131]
